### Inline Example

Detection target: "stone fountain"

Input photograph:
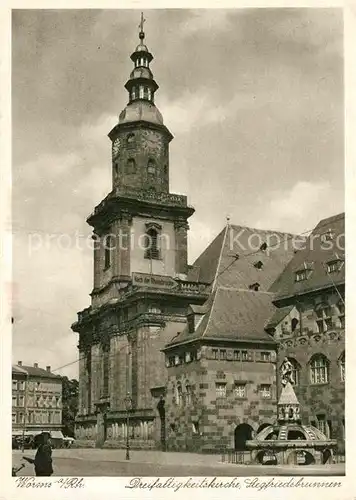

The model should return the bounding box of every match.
[246,358,337,465]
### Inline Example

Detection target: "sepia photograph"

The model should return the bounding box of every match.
[10,7,345,480]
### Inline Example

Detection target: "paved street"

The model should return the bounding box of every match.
[12,449,345,477]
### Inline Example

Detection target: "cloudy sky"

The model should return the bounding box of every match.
[12,8,344,379]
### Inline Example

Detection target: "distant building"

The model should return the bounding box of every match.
[12,362,63,438]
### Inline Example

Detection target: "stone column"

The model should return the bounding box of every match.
[174,220,189,276]
[112,220,121,279]
[93,233,101,290]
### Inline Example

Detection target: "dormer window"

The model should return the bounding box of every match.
[320,229,334,243]
[254,261,263,270]
[295,270,307,282]
[249,282,260,291]
[295,263,313,282]
[259,242,268,252]
[326,258,344,274]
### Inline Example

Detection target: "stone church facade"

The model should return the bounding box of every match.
[72,21,345,453]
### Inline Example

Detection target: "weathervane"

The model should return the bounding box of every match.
[139,12,146,40]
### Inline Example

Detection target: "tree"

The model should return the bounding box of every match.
[61,376,79,437]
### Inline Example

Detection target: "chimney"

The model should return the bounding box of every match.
[46,366,51,372]
[18,361,22,366]
[34,363,38,368]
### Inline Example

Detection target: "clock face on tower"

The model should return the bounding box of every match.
[112,138,121,158]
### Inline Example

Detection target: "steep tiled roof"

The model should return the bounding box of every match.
[187,224,298,292]
[12,364,61,379]
[167,222,300,349]
[269,213,345,300]
[187,228,226,284]
[166,286,276,347]
[12,365,28,375]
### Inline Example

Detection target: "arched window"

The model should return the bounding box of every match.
[126,158,136,174]
[131,87,137,100]
[340,352,345,382]
[291,318,299,333]
[139,86,144,99]
[147,88,152,101]
[310,354,329,384]
[144,227,160,260]
[147,159,156,176]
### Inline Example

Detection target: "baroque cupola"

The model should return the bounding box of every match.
[116,13,166,128]
[108,13,172,193]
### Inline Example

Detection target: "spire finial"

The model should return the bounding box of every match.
[139,12,146,42]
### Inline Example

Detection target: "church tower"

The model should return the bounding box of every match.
[72,14,208,449]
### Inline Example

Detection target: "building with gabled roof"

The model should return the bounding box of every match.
[162,223,299,452]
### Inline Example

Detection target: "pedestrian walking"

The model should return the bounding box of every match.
[24,432,53,476]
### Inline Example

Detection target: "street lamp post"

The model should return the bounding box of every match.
[124,392,132,460]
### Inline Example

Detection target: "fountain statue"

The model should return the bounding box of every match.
[245,356,337,465]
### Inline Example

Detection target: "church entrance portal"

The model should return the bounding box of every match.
[234,423,253,451]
